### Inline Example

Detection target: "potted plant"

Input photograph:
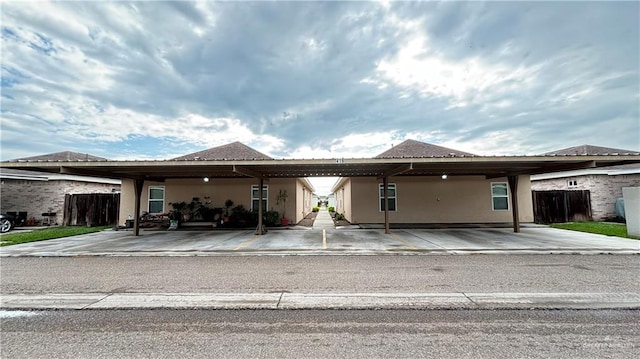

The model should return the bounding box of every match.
[168,201,187,229]
[276,189,289,226]
[179,197,196,222]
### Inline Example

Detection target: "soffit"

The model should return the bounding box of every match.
[2,155,640,180]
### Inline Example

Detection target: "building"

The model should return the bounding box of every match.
[531,145,640,221]
[0,152,121,225]
[118,142,315,226]
[326,193,336,208]
[3,140,638,235]
[331,139,534,225]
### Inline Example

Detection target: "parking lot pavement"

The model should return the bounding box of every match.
[0,226,638,256]
[391,227,640,253]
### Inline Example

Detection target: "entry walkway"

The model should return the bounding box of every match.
[312,208,334,230]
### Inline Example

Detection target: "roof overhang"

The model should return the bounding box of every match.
[2,155,639,182]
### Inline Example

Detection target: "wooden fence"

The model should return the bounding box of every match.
[63,193,120,227]
[532,190,592,224]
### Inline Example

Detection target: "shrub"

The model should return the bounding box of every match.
[335,213,346,221]
[229,205,258,227]
[264,210,280,227]
[328,206,335,213]
[312,206,320,212]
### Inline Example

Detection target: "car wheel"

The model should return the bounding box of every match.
[0,218,12,233]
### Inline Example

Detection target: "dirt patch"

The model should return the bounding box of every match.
[297,211,318,227]
[329,211,351,227]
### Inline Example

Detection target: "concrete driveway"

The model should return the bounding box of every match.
[0,226,638,256]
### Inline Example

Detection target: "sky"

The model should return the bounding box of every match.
[1,1,639,195]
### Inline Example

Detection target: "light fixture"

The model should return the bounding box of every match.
[203,177,210,182]
[441,174,448,180]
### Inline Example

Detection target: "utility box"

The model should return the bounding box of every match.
[622,187,640,237]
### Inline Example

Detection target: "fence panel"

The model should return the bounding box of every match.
[63,193,120,226]
[532,190,592,224]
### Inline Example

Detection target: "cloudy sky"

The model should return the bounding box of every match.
[1,1,639,192]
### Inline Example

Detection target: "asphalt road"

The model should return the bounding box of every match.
[1,255,639,294]
[1,309,638,358]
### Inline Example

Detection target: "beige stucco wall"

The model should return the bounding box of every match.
[333,178,353,221]
[342,175,533,224]
[295,179,314,223]
[531,174,640,220]
[296,181,304,223]
[118,177,306,225]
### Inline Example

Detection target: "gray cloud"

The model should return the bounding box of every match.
[1,1,638,161]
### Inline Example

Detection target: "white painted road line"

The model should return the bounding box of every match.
[322,229,327,249]
[2,292,639,310]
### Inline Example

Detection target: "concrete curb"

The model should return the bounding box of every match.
[2,292,639,310]
[2,249,639,257]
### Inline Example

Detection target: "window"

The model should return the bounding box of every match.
[567,180,578,188]
[379,183,397,211]
[251,185,268,212]
[491,183,509,211]
[148,186,165,213]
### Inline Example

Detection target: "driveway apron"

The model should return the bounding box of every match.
[0,226,638,256]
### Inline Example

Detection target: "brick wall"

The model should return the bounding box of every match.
[0,179,120,224]
[590,175,640,220]
[531,174,640,220]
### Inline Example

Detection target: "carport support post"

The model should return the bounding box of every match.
[133,179,145,236]
[383,176,390,234]
[508,175,520,233]
[257,177,265,235]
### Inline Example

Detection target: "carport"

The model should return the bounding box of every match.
[3,153,639,236]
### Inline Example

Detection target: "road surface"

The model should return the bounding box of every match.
[1,309,638,358]
[2,255,639,294]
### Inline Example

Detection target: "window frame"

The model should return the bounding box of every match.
[491,182,509,211]
[378,183,397,212]
[251,184,268,212]
[148,186,165,214]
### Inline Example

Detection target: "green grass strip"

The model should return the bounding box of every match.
[550,222,637,239]
[0,226,111,246]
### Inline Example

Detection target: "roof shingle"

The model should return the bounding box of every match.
[375,139,476,158]
[15,151,108,161]
[544,145,639,156]
[172,141,273,161]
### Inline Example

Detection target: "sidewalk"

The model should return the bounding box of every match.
[312,207,334,230]
[2,292,639,310]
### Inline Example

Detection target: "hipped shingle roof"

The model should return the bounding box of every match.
[375,139,476,158]
[172,141,273,161]
[544,145,639,156]
[15,151,108,161]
